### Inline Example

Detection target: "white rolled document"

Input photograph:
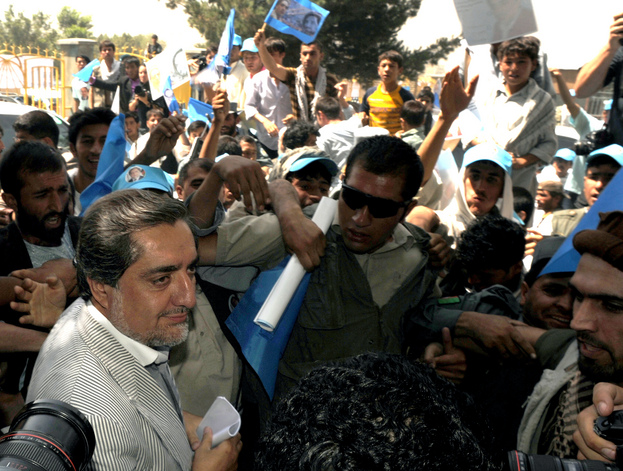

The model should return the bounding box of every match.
[196,396,241,447]
[253,197,338,332]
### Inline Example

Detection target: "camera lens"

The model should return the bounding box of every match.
[0,399,95,471]
[507,451,619,471]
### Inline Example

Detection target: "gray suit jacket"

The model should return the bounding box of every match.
[27,299,193,470]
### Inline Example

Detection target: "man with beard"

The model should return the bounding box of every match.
[27,190,242,470]
[0,140,80,412]
[517,211,623,459]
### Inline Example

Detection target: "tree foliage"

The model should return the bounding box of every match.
[0,6,59,52]
[163,0,460,87]
[57,7,95,39]
[95,33,161,56]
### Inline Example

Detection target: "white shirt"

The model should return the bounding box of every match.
[244,69,292,150]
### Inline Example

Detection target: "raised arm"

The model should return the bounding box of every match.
[199,89,227,162]
[418,66,478,185]
[551,68,581,118]
[254,27,288,82]
[575,12,623,98]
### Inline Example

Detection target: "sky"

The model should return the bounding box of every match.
[12,0,623,69]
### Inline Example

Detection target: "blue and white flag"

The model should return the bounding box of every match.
[265,0,329,44]
[79,114,127,215]
[225,256,311,399]
[162,76,181,114]
[541,168,623,277]
[195,8,236,84]
[73,59,100,82]
[187,98,214,123]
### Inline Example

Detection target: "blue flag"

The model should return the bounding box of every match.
[162,76,181,114]
[225,256,311,399]
[265,0,329,44]
[79,114,127,215]
[73,59,100,82]
[540,168,623,277]
[195,9,236,84]
[187,98,214,123]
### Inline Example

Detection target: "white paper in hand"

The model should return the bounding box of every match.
[196,396,241,447]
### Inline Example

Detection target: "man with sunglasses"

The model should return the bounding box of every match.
[202,135,436,410]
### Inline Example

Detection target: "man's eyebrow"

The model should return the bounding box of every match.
[569,281,623,303]
[141,265,180,278]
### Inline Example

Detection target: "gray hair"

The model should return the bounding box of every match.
[76,190,192,297]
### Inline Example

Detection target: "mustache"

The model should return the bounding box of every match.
[44,211,66,221]
[577,332,612,353]
[159,307,192,318]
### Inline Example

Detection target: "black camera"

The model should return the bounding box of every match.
[135,85,147,98]
[193,54,208,72]
[574,128,615,156]
[505,410,623,471]
[0,399,95,471]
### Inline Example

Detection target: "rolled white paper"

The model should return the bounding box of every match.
[196,396,241,447]
[254,197,338,331]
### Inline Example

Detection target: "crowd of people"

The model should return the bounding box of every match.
[1,12,623,471]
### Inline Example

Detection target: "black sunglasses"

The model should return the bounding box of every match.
[341,184,410,218]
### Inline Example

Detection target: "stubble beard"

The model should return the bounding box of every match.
[109,291,190,348]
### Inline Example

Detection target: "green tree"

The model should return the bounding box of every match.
[0,5,59,52]
[57,7,95,39]
[163,0,459,87]
[96,33,164,57]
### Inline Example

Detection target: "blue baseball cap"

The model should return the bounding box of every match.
[289,156,338,176]
[241,38,258,54]
[233,34,242,47]
[113,165,175,194]
[554,148,576,162]
[604,99,613,111]
[462,143,512,175]
[587,144,623,168]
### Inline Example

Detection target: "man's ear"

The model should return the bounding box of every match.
[41,136,55,148]
[69,142,78,158]
[2,192,18,213]
[401,199,418,222]
[520,280,529,307]
[87,278,113,312]
[510,260,524,279]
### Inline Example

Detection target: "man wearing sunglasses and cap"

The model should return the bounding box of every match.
[199,135,435,409]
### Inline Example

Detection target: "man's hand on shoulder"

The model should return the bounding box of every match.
[11,276,66,328]
[12,258,78,299]
[454,311,537,360]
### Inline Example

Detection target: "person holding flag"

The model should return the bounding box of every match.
[254,27,341,123]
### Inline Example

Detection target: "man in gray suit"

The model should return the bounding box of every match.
[27,190,241,470]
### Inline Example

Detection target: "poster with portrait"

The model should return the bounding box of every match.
[146,46,190,100]
[454,0,537,46]
[265,0,329,44]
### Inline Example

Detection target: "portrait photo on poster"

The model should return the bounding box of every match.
[265,0,329,44]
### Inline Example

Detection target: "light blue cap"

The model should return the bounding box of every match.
[604,99,613,111]
[290,156,338,176]
[113,165,175,194]
[241,38,258,54]
[233,34,242,47]
[554,148,576,162]
[587,144,623,168]
[461,143,512,175]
